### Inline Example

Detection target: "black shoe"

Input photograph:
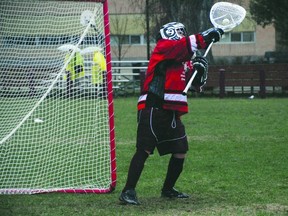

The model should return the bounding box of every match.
[161,188,189,198]
[119,189,140,205]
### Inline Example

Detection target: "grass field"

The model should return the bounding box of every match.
[0,97,288,216]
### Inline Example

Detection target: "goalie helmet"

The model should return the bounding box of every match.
[159,22,187,41]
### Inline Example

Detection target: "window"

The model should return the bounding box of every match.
[144,35,156,44]
[220,31,255,43]
[38,37,46,45]
[130,35,141,44]
[37,37,60,45]
[81,36,99,45]
[110,35,142,45]
[26,37,36,45]
[243,32,254,42]
[121,35,130,44]
[110,35,118,45]
[48,37,59,45]
[14,37,25,45]
[3,35,75,46]
[59,36,71,44]
[2,34,145,47]
[219,33,230,43]
[231,33,241,42]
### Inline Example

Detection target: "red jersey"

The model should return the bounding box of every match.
[137,34,206,116]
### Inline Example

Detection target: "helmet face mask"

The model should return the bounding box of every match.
[159,22,187,40]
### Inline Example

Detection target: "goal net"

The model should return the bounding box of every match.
[0,0,116,194]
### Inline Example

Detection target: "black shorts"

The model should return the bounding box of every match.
[136,107,188,156]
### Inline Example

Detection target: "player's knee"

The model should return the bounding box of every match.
[172,153,186,159]
[136,149,150,158]
[144,150,151,155]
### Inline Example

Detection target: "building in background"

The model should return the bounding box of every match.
[108,0,276,64]
[0,0,276,65]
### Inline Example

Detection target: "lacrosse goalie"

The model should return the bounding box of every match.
[119,22,223,205]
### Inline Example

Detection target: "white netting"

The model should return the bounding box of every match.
[210,2,246,32]
[0,0,116,194]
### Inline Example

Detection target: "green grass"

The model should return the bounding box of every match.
[1,97,288,216]
[0,98,111,190]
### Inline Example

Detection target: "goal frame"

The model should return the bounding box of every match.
[0,0,116,194]
[58,0,117,194]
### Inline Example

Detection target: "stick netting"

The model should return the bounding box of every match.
[0,0,116,194]
[210,2,246,32]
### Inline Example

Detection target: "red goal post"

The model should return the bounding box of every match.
[58,0,117,194]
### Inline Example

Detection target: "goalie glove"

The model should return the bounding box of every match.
[201,28,224,46]
[191,56,208,90]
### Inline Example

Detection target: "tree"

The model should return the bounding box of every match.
[148,0,213,34]
[130,0,216,61]
[250,0,288,50]
[109,1,132,61]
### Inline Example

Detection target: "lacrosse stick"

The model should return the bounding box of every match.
[80,10,98,32]
[182,2,246,95]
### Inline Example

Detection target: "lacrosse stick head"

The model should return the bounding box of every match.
[210,2,246,32]
[80,10,96,27]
